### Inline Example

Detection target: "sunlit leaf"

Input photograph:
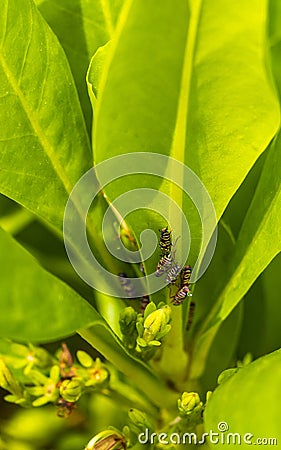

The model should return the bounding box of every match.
[34,0,124,130]
[0,0,91,230]
[192,137,281,377]
[205,348,281,448]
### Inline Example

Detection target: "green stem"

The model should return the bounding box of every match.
[108,374,158,416]
[0,208,34,235]
[157,307,189,386]
[78,326,178,409]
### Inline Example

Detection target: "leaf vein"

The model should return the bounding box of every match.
[18,4,34,85]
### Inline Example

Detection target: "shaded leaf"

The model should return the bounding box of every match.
[93,0,279,237]
[0,227,100,342]
[258,253,281,354]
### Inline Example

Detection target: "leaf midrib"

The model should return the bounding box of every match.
[168,0,203,266]
[169,0,202,163]
[0,36,122,275]
[160,0,203,378]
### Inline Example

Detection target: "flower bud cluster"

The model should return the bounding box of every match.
[0,341,109,417]
[119,302,171,359]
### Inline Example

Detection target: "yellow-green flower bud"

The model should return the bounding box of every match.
[119,307,138,350]
[206,390,212,403]
[120,306,138,325]
[237,352,252,368]
[128,408,153,435]
[77,350,94,368]
[178,392,203,417]
[142,305,171,343]
[0,359,23,398]
[217,368,237,385]
[60,378,83,403]
[85,429,127,450]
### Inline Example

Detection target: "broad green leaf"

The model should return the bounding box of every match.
[192,136,281,377]
[91,0,279,381]
[0,227,100,342]
[0,0,125,297]
[0,0,91,231]
[268,0,281,98]
[93,0,279,232]
[34,0,124,131]
[204,348,281,448]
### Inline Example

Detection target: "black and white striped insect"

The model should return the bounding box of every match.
[171,285,192,306]
[140,295,150,316]
[118,273,136,298]
[186,301,196,330]
[159,226,172,256]
[181,265,192,287]
[155,253,174,277]
[166,264,182,284]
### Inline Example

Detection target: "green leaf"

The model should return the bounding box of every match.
[90,0,279,382]
[34,0,124,131]
[0,0,91,231]
[0,0,124,297]
[93,0,279,222]
[268,0,281,99]
[192,137,281,377]
[0,227,100,342]
[204,348,281,448]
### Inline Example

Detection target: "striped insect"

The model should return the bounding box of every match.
[140,295,150,316]
[159,226,172,256]
[181,265,192,287]
[166,264,182,284]
[155,253,174,277]
[186,301,196,330]
[171,285,192,306]
[118,273,136,298]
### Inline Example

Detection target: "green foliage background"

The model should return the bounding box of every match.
[0,0,280,448]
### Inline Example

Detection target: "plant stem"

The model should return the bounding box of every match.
[0,208,34,235]
[78,326,178,409]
